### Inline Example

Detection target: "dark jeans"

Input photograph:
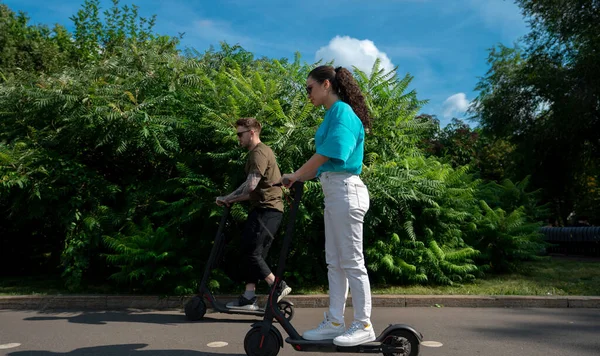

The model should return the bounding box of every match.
[241,208,283,284]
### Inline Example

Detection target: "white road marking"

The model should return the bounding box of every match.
[207,341,229,347]
[421,340,444,347]
[0,343,21,350]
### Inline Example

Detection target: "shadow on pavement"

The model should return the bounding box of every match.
[23,311,260,325]
[7,343,245,356]
[470,317,600,355]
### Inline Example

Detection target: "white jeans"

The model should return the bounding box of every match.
[319,171,372,325]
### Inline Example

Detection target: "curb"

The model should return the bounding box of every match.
[1,294,599,311]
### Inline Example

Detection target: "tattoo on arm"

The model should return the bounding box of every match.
[225,172,262,203]
[246,172,262,192]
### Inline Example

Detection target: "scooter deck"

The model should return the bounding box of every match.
[210,300,266,316]
[284,338,404,354]
[210,299,293,315]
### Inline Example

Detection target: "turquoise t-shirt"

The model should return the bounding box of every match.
[315,100,365,177]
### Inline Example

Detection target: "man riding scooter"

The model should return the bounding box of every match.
[216,117,292,310]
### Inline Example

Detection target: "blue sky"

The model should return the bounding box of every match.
[4,0,529,127]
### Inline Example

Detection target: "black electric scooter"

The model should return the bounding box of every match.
[184,205,295,322]
[243,181,423,356]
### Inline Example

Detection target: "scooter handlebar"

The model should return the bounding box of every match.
[272,177,292,187]
[272,178,304,196]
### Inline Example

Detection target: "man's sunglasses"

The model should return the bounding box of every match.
[237,130,251,137]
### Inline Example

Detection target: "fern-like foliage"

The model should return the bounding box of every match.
[0,3,549,292]
[467,201,547,272]
[103,218,195,294]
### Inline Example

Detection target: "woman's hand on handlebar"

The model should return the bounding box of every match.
[280,173,297,188]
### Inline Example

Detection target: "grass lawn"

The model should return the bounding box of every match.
[293,255,600,297]
[2,255,599,296]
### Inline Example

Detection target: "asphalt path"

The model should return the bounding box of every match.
[1,306,599,355]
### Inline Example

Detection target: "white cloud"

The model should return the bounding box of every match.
[442,93,470,118]
[314,36,395,76]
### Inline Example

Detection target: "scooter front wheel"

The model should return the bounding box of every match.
[382,329,420,356]
[184,295,207,321]
[244,326,281,356]
[277,300,294,321]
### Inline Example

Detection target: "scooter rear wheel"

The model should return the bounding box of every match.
[277,300,294,321]
[184,296,207,321]
[382,329,420,356]
[244,326,281,356]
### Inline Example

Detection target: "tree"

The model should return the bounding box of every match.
[0,4,73,76]
[471,0,600,225]
[419,117,515,182]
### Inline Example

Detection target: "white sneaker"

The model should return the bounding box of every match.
[333,321,376,346]
[302,312,345,341]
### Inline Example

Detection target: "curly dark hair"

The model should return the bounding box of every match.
[307,65,372,130]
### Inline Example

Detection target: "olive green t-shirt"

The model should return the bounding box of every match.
[245,142,284,212]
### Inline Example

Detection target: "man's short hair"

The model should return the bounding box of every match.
[236,117,262,134]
